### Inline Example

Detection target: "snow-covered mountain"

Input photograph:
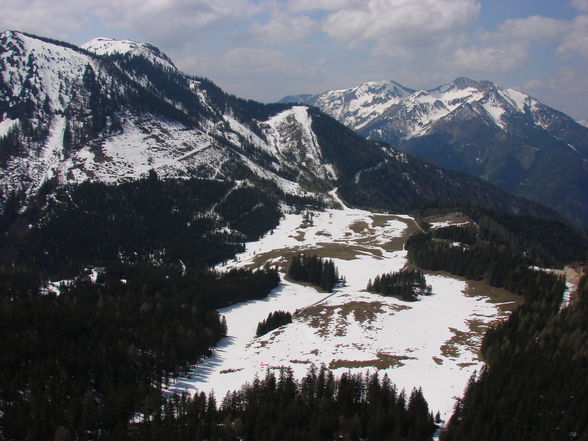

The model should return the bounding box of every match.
[281,80,414,132]
[0,31,345,204]
[81,37,177,71]
[0,31,553,225]
[282,78,588,226]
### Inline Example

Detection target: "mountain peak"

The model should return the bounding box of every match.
[452,77,494,91]
[81,37,176,70]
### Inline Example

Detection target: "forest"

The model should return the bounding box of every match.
[128,366,437,441]
[401,224,587,440]
[286,253,340,292]
[256,310,293,337]
[367,269,432,301]
[0,175,290,441]
[0,264,280,441]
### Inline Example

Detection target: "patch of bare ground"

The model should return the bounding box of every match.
[350,221,370,233]
[298,300,410,337]
[316,230,331,237]
[419,269,522,315]
[432,356,444,365]
[464,279,522,314]
[290,359,311,364]
[311,243,383,260]
[220,368,244,374]
[440,319,488,361]
[457,362,477,368]
[379,216,421,252]
[329,352,416,370]
[250,327,288,349]
[291,231,306,242]
[246,247,299,270]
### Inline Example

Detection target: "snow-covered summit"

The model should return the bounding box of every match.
[282,77,560,140]
[280,80,415,130]
[82,37,176,70]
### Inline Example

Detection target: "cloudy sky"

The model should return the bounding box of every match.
[3,0,588,120]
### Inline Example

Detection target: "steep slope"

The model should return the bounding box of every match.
[0,31,351,205]
[0,31,556,231]
[283,78,588,226]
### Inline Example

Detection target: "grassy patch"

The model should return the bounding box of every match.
[220,368,244,374]
[299,299,410,337]
[432,356,444,365]
[464,279,523,313]
[350,221,370,233]
[329,352,416,370]
[291,231,306,242]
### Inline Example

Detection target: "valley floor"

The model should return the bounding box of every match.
[168,204,518,419]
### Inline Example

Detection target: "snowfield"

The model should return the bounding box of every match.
[169,203,515,419]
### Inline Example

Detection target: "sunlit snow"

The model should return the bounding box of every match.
[169,203,512,419]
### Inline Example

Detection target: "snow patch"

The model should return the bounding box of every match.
[169,204,510,420]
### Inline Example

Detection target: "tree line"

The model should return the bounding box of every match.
[401,223,588,440]
[0,264,279,441]
[129,365,438,441]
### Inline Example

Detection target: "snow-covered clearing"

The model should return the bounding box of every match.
[169,204,515,419]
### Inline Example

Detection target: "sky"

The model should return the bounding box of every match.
[2,0,588,121]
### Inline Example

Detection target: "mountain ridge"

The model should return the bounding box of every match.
[0,31,559,227]
[281,78,588,226]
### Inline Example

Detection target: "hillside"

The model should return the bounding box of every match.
[282,78,588,226]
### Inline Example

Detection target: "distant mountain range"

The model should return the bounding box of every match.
[282,78,588,226]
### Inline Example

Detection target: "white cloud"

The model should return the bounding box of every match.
[322,0,480,54]
[447,43,528,73]
[250,12,316,42]
[1,0,261,45]
[0,0,90,39]
[571,0,588,12]
[91,0,260,44]
[287,0,358,12]
[557,15,588,58]
[222,47,290,73]
[483,15,566,42]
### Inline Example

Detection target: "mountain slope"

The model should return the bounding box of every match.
[282,78,588,226]
[0,31,557,232]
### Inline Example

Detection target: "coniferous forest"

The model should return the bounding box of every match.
[256,310,293,337]
[0,176,289,440]
[286,253,340,292]
[401,223,588,441]
[128,366,437,441]
[367,269,432,301]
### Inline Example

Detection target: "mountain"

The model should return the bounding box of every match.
[282,78,588,226]
[0,30,555,227]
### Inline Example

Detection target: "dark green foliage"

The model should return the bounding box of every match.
[399,115,588,227]
[414,208,588,267]
[256,310,292,336]
[368,269,432,301]
[406,232,565,301]
[431,225,477,245]
[129,366,437,441]
[338,153,557,221]
[287,253,339,291]
[307,108,388,180]
[442,278,588,441]
[10,177,283,278]
[0,264,279,441]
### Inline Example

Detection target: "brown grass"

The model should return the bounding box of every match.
[220,368,244,374]
[329,352,416,370]
[350,221,370,233]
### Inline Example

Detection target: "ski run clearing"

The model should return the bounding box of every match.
[169,203,519,420]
